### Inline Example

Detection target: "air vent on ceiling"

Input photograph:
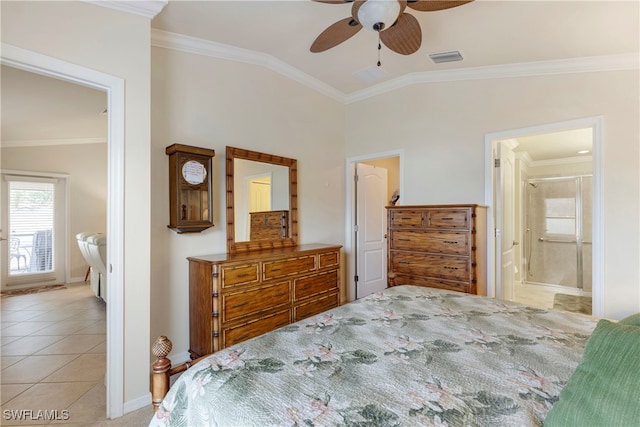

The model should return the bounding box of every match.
[353,65,388,83]
[429,51,463,64]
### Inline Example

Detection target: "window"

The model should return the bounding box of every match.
[7,178,55,275]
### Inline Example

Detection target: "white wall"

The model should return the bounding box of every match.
[150,47,346,359]
[1,0,151,407]
[346,71,640,319]
[1,143,108,280]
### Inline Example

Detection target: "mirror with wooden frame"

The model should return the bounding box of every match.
[226,146,298,254]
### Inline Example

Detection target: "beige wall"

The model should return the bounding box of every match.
[150,47,346,358]
[1,0,151,405]
[346,71,640,319]
[1,143,108,280]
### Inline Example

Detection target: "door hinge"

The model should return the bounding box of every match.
[354,275,359,283]
[494,158,500,168]
[353,224,359,232]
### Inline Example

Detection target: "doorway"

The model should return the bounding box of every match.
[1,44,126,417]
[345,151,403,301]
[485,117,603,317]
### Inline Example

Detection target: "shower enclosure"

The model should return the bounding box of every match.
[523,175,592,291]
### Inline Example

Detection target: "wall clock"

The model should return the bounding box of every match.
[166,144,216,233]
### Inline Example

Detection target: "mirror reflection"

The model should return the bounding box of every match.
[233,159,290,242]
[226,146,298,254]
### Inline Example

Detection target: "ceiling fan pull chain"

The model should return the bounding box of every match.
[377,33,382,66]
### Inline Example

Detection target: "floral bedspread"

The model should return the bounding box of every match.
[149,285,597,427]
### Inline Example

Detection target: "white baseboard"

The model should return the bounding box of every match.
[123,392,151,414]
[122,351,192,417]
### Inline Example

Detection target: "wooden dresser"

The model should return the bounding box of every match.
[187,243,342,359]
[249,210,289,240]
[387,205,487,295]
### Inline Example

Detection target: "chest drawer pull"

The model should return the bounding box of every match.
[443,240,459,244]
[231,301,248,309]
[441,217,453,220]
[443,266,459,270]
[233,333,249,342]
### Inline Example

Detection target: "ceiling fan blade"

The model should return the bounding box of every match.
[380,12,422,55]
[310,17,363,52]
[406,0,473,12]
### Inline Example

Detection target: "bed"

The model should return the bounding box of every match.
[148,285,639,426]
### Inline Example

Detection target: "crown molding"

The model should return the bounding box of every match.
[84,0,168,19]
[516,151,592,168]
[2,137,107,148]
[346,53,640,103]
[151,29,346,103]
[150,29,638,105]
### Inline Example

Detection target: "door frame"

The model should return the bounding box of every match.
[345,149,404,302]
[484,116,604,317]
[1,43,125,417]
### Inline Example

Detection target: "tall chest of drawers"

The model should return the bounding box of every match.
[187,244,342,359]
[387,205,487,295]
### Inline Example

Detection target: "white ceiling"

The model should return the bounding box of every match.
[1,0,637,160]
[151,0,639,95]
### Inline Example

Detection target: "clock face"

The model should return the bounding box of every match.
[182,160,207,185]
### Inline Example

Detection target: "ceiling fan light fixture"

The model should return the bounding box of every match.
[357,0,401,32]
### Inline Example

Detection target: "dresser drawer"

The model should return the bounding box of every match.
[264,255,316,279]
[222,309,291,347]
[391,252,470,282]
[389,210,423,228]
[294,292,339,321]
[220,263,260,288]
[294,270,338,301]
[319,251,339,268]
[425,209,470,229]
[391,273,472,294]
[222,281,290,323]
[391,230,469,255]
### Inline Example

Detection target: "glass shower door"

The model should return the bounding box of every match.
[524,177,584,289]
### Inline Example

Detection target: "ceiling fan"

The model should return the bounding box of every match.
[310,0,473,65]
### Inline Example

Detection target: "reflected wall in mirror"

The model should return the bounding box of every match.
[226,146,298,254]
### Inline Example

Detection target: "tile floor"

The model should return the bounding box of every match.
[512,281,592,315]
[1,283,107,425]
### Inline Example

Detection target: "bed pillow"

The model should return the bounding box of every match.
[618,312,640,327]
[543,319,640,427]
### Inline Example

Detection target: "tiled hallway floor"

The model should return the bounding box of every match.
[1,283,107,425]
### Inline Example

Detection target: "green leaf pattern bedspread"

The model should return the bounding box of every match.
[149,285,597,427]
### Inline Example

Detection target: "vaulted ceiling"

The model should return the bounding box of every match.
[2,0,638,160]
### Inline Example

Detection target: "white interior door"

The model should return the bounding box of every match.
[355,163,388,298]
[1,173,66,289]
[495,141,516,301]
